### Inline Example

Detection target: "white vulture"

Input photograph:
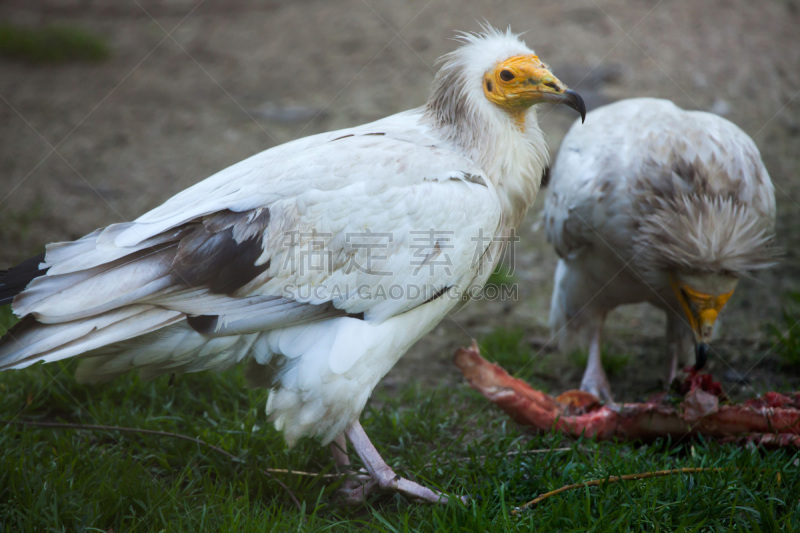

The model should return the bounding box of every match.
[545,98,776,402]
[0,28,585,503]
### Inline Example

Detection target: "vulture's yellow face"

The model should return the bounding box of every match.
[670,272,738,367]
[483,54,585,126]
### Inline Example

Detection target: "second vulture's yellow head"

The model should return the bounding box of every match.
[670,272,739,368]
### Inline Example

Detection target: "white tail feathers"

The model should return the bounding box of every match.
[16,245,176,323]
[75,322,270,383]
[0,305,184,371]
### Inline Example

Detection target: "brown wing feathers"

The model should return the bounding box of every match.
[0,253,47,306]
[171,208,272,294]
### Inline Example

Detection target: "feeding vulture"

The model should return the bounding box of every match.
[545,98,776,401]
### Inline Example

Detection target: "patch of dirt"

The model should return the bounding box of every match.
[1,0,799,401]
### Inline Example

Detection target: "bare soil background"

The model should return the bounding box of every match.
[2,0,799,401]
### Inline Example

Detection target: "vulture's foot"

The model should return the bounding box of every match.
[579,370,613,404]
[341,420,465,504]
[581,328,614,403]
[336,468,377,505]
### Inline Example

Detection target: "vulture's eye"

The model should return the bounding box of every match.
[499,69,515,82]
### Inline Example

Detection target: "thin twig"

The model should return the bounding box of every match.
[261,467,338,478]
[2,419,307,512]
[424,447,573,468]
[514,467,729,513]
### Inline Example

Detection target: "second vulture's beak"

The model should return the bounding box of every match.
[695,342,711,370]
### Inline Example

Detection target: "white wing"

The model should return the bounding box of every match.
[0,110,502,373]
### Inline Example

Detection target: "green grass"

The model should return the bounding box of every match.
[0,328,798,531]
[0,23,110,64]
[0,306,17,337]
[486,263,516,288]
[769,291,800,369]
[0,198,45,260]
[569,347,631,378]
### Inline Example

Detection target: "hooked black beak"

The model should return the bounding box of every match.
[563,89,586,124]
[695,342,710,370]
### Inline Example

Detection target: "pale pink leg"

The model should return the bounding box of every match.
[665,349,679,386]
[341,420,463,504]
[665,312,693,386]
[579,320,613,402]
[331,431,377,504]
[329,433,350,468]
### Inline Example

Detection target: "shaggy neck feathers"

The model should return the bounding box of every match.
[631,145,777,280]
[635,194,776,278]
[423,29,549,228]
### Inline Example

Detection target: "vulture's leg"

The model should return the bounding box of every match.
[579,317,612,402]
[665,313,681,385]
[342,420,461,504]
[665,312,694,385]
[330,433,350,468]
[331,431,378,504]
